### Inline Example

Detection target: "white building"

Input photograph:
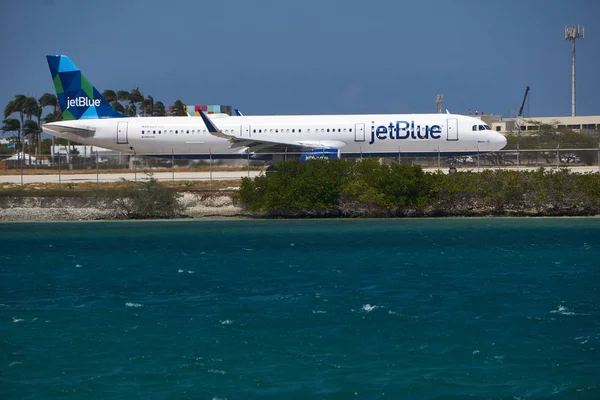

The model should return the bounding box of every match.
[475,114,600,134]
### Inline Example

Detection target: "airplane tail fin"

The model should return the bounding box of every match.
[46,55,124,120]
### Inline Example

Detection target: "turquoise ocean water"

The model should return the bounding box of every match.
[1,218,599,399]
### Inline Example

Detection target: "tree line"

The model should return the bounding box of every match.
[237,159,600,217]
[1,90,189,157]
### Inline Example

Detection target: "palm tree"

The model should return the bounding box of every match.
[1,118,20,155]
[141,95,154,116]
[22,97,39,165]
[102,90,117,103]
[4,94,26,156]
[117,90,131,115]
[154,101,167,116]
[129,88,144,116]
[23,120,41,157]
[1,118,20,136]
[38,93,58,114]
[170,100,187,116]
[111,101,125,114]
[38,93,62,126]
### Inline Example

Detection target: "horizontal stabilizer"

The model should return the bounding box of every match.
[42,123,96,138]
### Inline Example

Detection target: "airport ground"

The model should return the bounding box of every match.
[0,165,599,185]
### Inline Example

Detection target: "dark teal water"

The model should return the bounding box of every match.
[1,218,599,399]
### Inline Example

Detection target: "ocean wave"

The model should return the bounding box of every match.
[125,302,143,308]
[208,369,226,375]
[550,305,588,316]
[362,304,378,312]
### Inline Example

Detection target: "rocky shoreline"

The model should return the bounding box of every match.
[0,193,247,222]
[2,192,599,222]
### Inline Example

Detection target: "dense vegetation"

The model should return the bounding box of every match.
[237,159,600,217]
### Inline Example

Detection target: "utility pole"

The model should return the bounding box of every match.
[565,25,584,117]
[436,94,443,114]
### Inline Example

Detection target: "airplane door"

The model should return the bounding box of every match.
[242,124,251,138]
[354,123,365,142]
[446,118,458,141]
[117,121,129,144]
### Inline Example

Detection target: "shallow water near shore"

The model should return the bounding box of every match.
[1,218,599,399]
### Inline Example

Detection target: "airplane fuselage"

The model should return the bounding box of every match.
[43,113,506,158]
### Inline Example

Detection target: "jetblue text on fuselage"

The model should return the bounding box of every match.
[369,121,442,144]
[66,96,101,109]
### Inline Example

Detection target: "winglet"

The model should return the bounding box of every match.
[199,110,235,140]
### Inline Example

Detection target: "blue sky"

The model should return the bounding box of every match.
[1,0,598,118]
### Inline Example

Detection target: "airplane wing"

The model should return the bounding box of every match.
[199,111,347,154]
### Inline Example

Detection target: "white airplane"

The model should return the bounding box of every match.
[42,55,506,161]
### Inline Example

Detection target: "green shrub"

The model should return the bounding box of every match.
[107,174,184,219]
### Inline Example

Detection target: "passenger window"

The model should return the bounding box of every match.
[153,130,156,134]
[299,129,302,133]
[292,129,295,133]
[349,129,352,132]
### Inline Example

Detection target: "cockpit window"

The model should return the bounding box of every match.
[474,124,492,131]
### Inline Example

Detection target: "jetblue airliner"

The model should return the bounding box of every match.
[42,55,506,160]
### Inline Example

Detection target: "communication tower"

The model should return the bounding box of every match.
[565,25,584,116]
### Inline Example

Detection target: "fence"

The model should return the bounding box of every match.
[1,147,599,187]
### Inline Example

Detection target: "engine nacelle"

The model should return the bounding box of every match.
[299,148,340,162]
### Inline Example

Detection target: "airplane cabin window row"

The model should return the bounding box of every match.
[141,127,354,135]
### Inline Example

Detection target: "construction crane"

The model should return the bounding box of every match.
[518,86,530,117]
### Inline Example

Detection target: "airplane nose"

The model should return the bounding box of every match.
[498,134,507,149]
[492,133,507,150]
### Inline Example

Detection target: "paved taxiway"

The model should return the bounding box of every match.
[0,166,598,185]
[0,171,264,184]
